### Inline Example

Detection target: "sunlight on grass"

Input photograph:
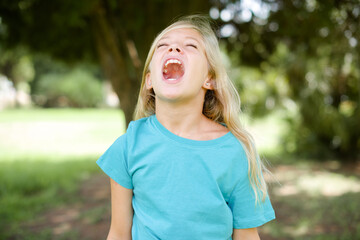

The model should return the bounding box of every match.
[272,164,360,197]
[297,172,360,196]
[263,161,360,239]
[0,108,125,160]
[285,220,310,237]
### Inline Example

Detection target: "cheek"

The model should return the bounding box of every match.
[149,58,162,76]
[195,57,210,77]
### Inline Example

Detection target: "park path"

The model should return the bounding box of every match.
[28,173,277,240]
[27,161,360,239]
[27,174,112,239]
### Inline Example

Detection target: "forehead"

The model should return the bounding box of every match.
[159,28,203,43]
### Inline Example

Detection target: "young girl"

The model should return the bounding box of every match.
[97,15,275,240]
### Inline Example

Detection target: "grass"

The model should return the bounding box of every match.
[262,193,360,239]
[260,160,360,240]
[0,158,96,239]
[0,108,125,160]
[1,108,359,239]
[0,108,125,239]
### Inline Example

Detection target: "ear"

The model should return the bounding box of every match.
[203,76,215,90]
[145,72,152,90]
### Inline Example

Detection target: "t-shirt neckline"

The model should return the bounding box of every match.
[151,114,233,147]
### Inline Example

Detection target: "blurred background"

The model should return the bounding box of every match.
[0,0,359,239]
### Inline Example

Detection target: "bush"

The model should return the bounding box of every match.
[33,68,104,108]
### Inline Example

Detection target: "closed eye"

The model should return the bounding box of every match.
[157,43,168,48]
[186,44,198,49]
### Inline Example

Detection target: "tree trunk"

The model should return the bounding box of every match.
[90,0,210,127]
[91,5,140,127]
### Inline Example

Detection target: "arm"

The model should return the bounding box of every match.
[107,178,133,240]
[232,228,260,240]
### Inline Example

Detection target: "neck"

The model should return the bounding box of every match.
[155,98,205,136]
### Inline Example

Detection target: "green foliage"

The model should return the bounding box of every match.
[1,0,359,159]
[0,0,211,124]
[0,0,98,61]
[0,46,34,91]
[217,0,360,161]
[274,40,360,160]
[34,67,104,108]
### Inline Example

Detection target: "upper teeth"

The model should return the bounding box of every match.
[165,59,182,67]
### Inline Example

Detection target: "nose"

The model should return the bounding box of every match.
[168,46,182,53]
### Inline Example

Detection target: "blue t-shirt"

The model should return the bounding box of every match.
[97,115,275,240]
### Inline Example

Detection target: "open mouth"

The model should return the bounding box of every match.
[162,58,185,82]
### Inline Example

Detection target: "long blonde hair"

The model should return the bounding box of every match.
[134,15,268,203]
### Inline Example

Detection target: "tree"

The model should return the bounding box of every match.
[0,0,211,125]
[2,0,358,159]
[214,0,360,160]
[0,46,34,106]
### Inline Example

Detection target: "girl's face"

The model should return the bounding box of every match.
[146,28,212,104]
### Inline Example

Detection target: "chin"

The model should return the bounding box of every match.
[157,93,183,102]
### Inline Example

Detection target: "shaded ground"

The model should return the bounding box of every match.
[25,161,360,240]
[25,174,112,240]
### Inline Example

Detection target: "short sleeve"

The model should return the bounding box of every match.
[228,173,275,229]
[96,133,133,189]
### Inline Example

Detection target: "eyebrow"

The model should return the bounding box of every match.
[159,36,201,44]
[185,37,201,44]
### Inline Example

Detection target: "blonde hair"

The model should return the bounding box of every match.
[134,15,268,203]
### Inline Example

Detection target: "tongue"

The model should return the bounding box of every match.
[163,63,184,80]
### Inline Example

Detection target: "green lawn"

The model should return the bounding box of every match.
[261,161,360,240]
[1,108,359,239]
[0,108,125,239]
[0,108,125,160]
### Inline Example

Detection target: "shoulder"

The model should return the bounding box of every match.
[105,116,153,158]
[124,115,156,146]
[213,122,230,137]
[200,117,229,140]
[111,116,152,146]
[126,115,153,134]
